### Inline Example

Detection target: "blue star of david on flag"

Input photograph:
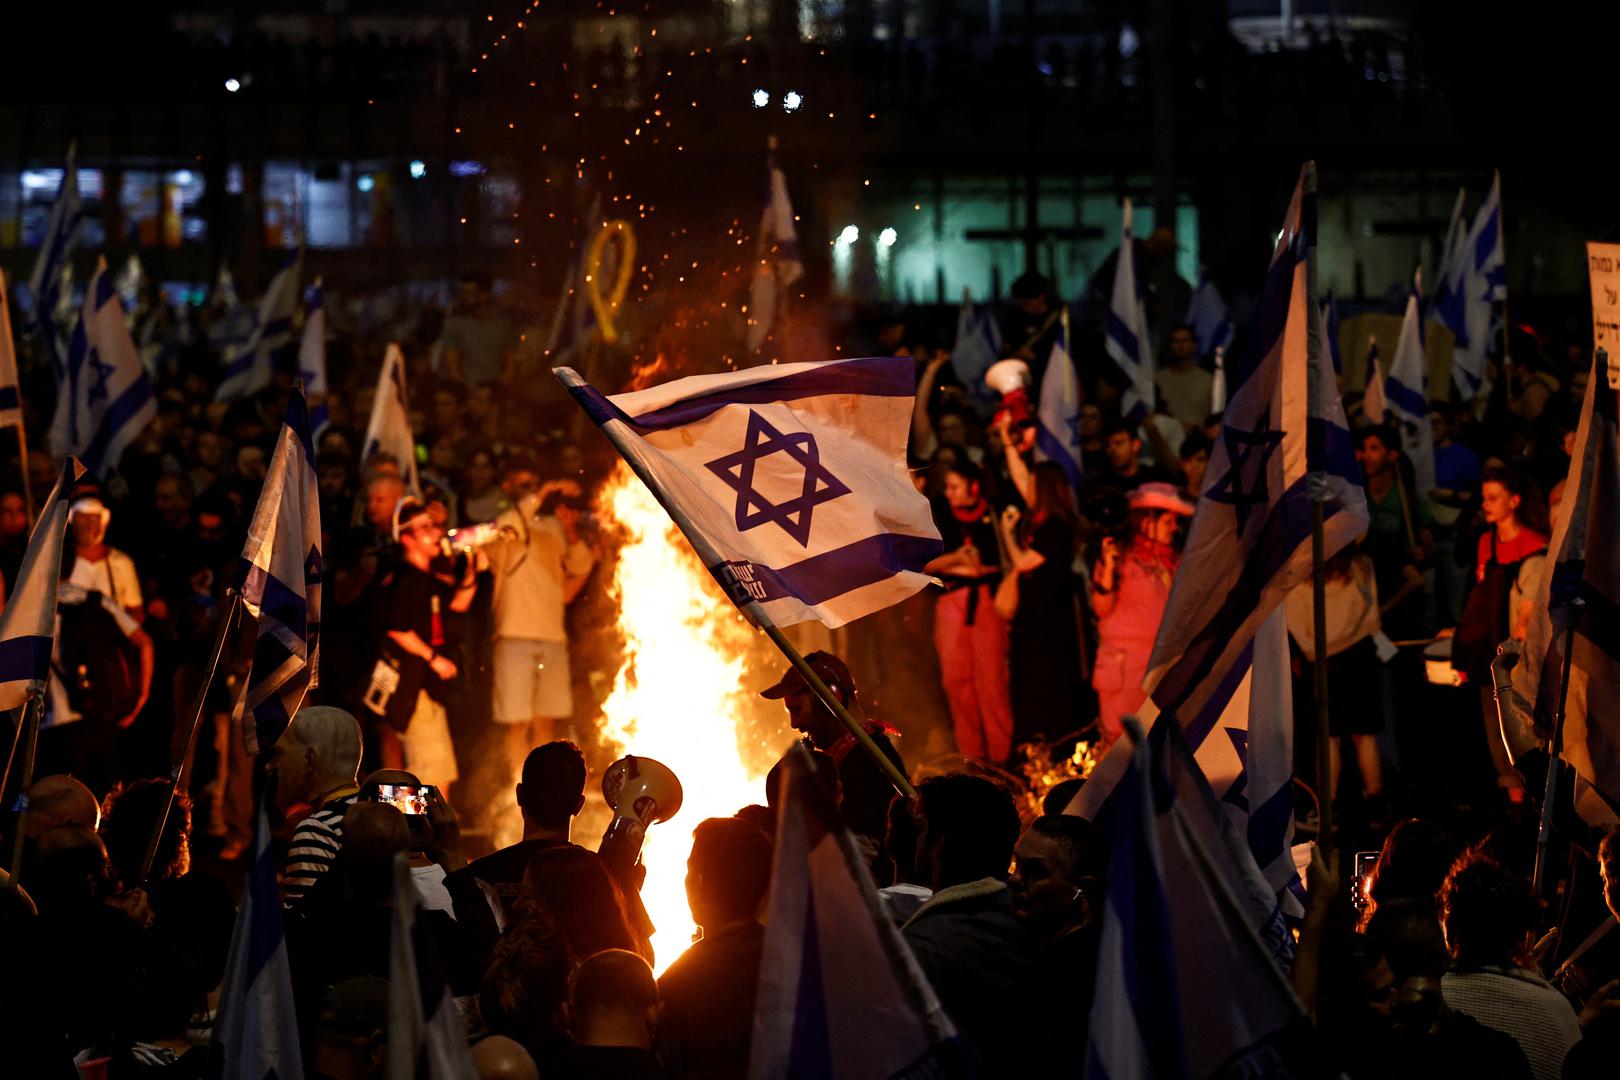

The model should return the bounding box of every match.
[705,410,851,547]
[85,348,116,404]
[1203,417,1284,537]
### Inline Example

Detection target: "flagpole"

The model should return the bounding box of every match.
[138,589,243,883]
[0,270,35,523]
[554,367,917,800]
[1532,614,1580,896]
[1302,161,1335,848]
[4,693,44,893]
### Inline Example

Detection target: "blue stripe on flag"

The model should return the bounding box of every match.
[785,887,834,1078]
[1104,312,1140,365]
[0,387,18,412]
[1247,782,1294,869]
[244,820,287,985]
[82,378,156,474]
[711,532,942,608]
[1384,378,1427,419]
[0,635,54,684]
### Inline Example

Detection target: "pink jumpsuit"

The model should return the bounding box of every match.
[1092,539,1177,745]
[934,583,1014,763]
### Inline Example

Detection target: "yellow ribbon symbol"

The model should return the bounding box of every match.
[585,218,635,344]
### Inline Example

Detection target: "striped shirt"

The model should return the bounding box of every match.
[283,792,359,908]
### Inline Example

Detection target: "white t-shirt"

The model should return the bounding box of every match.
[486,508,594,642]
[69,548,143,613]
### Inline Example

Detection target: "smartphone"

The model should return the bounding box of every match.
[1351,850,1379,910]
[374,782,435,818]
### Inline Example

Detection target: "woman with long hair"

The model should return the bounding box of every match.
[1088,483,1193,747]
[1449,464,1548,802]
[997,462,1084,747]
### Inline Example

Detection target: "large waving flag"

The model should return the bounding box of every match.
[1512,345,1620,826]
[216,255,302,401]
[1107,199,1154,421]
[1034,314,1083,489]
[233,389,323,755]
[27,143,83,374]
[949,289,1002,398]
[558,357,942,628]
[1086,718,1313,1079]
[389,852,476,1079]
[48,265,157,478]
[216,799,305,1080]
[1385,274,1436,497]
[0,460,85,710]
[749,746,965,1079]
[361,343,421,496]
[0,271,23,430]
[1185,275,1234,360]
[747,142,804,354]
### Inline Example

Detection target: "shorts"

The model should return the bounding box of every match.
[493,638,573,724]
[401,691,459,788]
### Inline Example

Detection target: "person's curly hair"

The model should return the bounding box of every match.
[100,778,192,888]
[1439,854,1542,969]
[481,912,572,1039]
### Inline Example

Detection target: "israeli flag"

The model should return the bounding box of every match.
[216,255,302,401]
[1385,275,1436,496]
[1076,165,1369,904]
[1454,173,1506,398]
[558,357,942,629]
[0,272,23,429]
[544,195,602,361]
[749,746,965,1079]
[949,289,1002,398]
[747,144,804,354]
[361,343,421,496]
[233,389,322,756]
[1107,199,1154,421]
[215,800,305,1080]
[1035,315,1083,489]
[48,265,157,478]
[300,280,329,433]
[1429,189,1472,388]
[1185,275,1234,360]
[0,459,84,710]
[1473,171,1507,302]
[207,264,256,354]
[1085,718,1311,1080]
[389,853,476,1080]
[27,143,83,374]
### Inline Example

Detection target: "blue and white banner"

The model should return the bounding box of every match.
[27,143,83,375]
[1085,718,1310,1080]
[559,357,942,629]
[361,343,421,496]
[1385,277,1436,497]
[214,800,306,1080]
[0,271,23,429]
[749,746,965,1080]
[0,459,84,710]
[48,265,157,478]
[1454,172,1506,398]
[1186,276,1234,361]
[1107,199,1155,421]
[216,255,302,401]
[747,146,804,354]
[949,290,1002,399]
[389,852,476,1079]
[234,389,322,756]
[1035,315,1083,489]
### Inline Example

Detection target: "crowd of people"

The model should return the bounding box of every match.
[0,255,1614,1077]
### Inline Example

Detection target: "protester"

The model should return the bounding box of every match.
[271,706,364,908]
[1155,323,1213,431]
[564,949,667,1079]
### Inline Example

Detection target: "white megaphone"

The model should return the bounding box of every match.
[598,755,684,883]
[984,357,1034,428]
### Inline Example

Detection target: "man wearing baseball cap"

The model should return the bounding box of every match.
[762,651,905,860]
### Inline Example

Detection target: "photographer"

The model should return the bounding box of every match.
[369,498,483,798]
[485,474,598,773]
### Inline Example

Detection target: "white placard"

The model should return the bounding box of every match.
[1586,242,1620,389]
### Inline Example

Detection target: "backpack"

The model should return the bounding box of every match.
[54,592,142,722]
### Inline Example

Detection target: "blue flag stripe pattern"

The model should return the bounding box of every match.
[234,388,322,755]
[1107,199,1154,421]
[1035,318,1084,489]
[0,459,86,709]
[217,254,302,401]
[49,265,157,478]
[28,143,83,377]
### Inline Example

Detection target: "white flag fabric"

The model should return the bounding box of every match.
[559,357,942,629]
[0,271,23,429]
[1384,282,1436,497]
[1186,276,1234,360]
[389,853,477,1080]
[1429,188,1474,396]
[27,142,83,374]
[948,290,1002,398]
[1034,318,1083,489]
[748,746,965,1079]
[747,148,804,354]
[0,459,84,710]
[299,280,328,396]
[1107,199,1155,421]
[1454,172,1506,398]
[207,264,256,355]
[1512,349,1620,826]
[217,255,302,401]
[1362,340,1386,424]
[234,389,323,756]
[1084,718,1313,1080]
[361,343,421,496]
[48,266,157,478]
[214,800,306,1080]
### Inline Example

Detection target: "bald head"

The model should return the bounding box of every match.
[342,803,410,864]
[471,1035,539,1080]
[271,707,362,809]
[569,949,660,1050]
[25,775,101,838]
